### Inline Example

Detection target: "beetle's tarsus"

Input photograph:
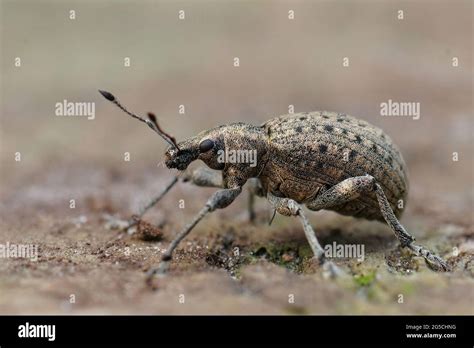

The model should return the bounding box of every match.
[406,243,451,272]
[145,262,169,289]
[147,260,170,277]
[103,214,133,231]
[321,259,346,279]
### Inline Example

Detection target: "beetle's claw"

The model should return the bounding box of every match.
[424,253,451,272]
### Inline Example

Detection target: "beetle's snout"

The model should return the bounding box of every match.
[164,147,197,171]
[164,148,180,169]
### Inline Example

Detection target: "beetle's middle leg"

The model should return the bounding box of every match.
[267,193,344,278]
[247,178,265,223]
[306,175,450,271]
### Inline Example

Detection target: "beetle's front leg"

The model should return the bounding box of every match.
[185,169,264,224]
[267,193,345,278]
[181,166,223,188]
[146,187,242,283]
[104,175,179,231]
[105,167,223,232]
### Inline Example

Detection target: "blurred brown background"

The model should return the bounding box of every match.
[0,0,472,314]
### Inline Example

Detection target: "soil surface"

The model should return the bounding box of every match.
[1,158,472,314]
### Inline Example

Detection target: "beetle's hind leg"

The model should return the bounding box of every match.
[306,175,450,272]
[372,181,450,271]
[267,193,345,278]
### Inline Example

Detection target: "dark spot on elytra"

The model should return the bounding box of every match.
[322,115,329,119]
[324,125,334,132]
[342,129,348,135]
[319,144,328,153]
[337,118,344,122]
[295,126,303,133]
[372,144,378,153]
[299,116,306,121]
[311,125,316,131]
[349,150,357,160]
[355,135,362,144]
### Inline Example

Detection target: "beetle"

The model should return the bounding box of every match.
[98,90,450,280]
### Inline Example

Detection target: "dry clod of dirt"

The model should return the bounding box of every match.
[135,218,164,242]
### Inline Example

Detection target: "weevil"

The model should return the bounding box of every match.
[99,90,450,280]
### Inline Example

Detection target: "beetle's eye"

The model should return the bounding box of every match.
[199,139,214,153]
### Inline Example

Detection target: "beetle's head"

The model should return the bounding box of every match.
[98,90,264,173]
[165,127,226,171]
[166,123,266,173]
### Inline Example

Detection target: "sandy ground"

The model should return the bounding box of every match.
[0,156,472,314]
[0,0,473,314]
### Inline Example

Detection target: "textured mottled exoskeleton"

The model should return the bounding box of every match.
[99,90,450,281]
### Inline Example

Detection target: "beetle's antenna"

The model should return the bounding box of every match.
[98,90,179,150]
[147,112,178,149]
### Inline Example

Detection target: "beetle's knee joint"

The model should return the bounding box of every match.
[360,174,376,191]
[206,188,241,211]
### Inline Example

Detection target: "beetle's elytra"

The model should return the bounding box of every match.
[261,112,408,221]
[99,90,450,282]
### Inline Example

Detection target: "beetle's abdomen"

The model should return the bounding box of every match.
[261,111,409,220]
